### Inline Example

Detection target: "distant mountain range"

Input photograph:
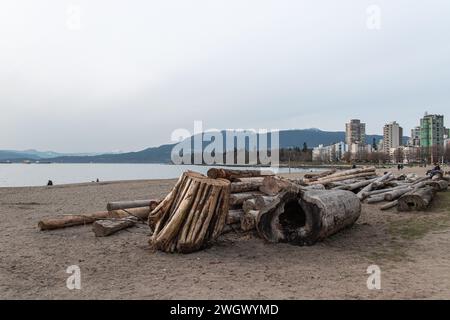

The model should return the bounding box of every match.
[0,129,409,163]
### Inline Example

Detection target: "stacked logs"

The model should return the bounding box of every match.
[148,171,230,253]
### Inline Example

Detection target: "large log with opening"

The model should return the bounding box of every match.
[148,171,230,253]
[397,186,435,211]
[256,190,361,246]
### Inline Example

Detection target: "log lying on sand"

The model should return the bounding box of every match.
[384,187,413,201]
[92,218,136,237]
[232,177,265,183]
[257,190,361,245]
[397,186,435,211]
[107,199,159,211]
[230,180,264,193]
[332,178,377,191]
[148,171,230,253]
[207,168,274,181]
[426,180,448,192]
[307,167,376,184]
[38,206,151,231]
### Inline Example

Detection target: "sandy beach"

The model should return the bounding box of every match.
[1,166,450,299]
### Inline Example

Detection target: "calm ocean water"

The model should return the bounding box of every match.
[0,163,322,187]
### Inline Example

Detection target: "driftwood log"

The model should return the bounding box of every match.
[207,168,274,181]
[257,190,361,245]
[240,210,260,231]
[397,186,435,211]
[230,191,265,206]
[92,218,136,237]
[226,209,244,224]
[426,180,448,192]
[148,171,230,253]
[38,206,151,230]
[106,199,159,211]
[230,180,264,193]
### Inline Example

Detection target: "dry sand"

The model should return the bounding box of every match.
[1,166,450,299]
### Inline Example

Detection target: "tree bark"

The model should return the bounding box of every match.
[149,171,230,253]
[107,199,159,211]
[92,218,136,237]
[229,191,265,206]
[230,180,264,193]
[398,186,435,211]
[38,207,151,230]
[226,209,244,224]
[240,210,259,231]
[207,168,274,181]
[259,176,300,196]
[257,190,361,245]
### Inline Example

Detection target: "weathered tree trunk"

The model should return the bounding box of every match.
[398,186,435,211]
[426,180,448,192]
[307,167,375,183]
[309,172,377,185]
[384,187,413,201]
[259,176,300,195]
[148,171,230,253]
[226,209,244,224]
[242,199,257,214]
[107,199,159,211]
[232,177,265,183]
[255,195,276,209]
[357,172,392,200]
[230,180,264,193]
[207,168,274,181]
[240,210,259,231]
[303,169,336,180]
[230,191,264,206]
[257,190,361,246]
[92,218,136,237]
[380,200,398,210]
[38,207,151,230]
[332,178,377,191]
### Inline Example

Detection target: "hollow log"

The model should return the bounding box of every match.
[92,218,136,237]
[240,210,259,231]
[398,186,435,211]
[257,190,361,245]
[148,171,230,253]
[107,199,159,211]
[226,209,244,224]
[426,180,448,192]
[230,191,264,206]
[230,180,263,193]
[207,168,274,181]
[38,207,151,231]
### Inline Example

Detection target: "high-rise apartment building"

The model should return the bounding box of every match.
[383,121,403,151]
[345,119,366,146]
[420,113,444,148]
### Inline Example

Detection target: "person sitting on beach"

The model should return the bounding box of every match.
[427,164,443,178]
[47,180,53,186]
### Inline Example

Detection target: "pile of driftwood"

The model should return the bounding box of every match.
[301,167,448,211]
[37,166,448,254]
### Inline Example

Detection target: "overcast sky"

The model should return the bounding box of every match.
[1,0,449,152]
